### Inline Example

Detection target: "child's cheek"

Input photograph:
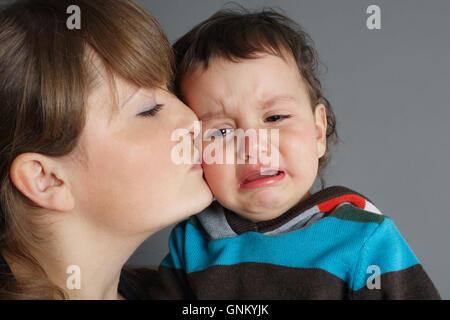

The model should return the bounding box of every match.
[281,127,319,173]
[202,163,232,198]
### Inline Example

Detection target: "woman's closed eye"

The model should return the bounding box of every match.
[264,114,291,123]
[137,104,164,117]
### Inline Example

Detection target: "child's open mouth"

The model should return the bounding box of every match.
[239,170,285,189]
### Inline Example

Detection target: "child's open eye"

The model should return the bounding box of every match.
[211,128,231,137]
[264,115,291,122]
[206,128,233,139]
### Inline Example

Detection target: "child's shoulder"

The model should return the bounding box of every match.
[326,201,413,259]
[330,202,388,225]
[318,185,394,229]
[323,202,399,244]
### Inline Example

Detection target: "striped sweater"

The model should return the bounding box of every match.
[148,186,440,299]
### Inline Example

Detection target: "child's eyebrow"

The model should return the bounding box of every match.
[197,108,223,120]
[198,95,296,120]
[260,94,296,109]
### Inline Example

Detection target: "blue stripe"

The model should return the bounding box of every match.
[162,215,419,289]
[351,218,419,290]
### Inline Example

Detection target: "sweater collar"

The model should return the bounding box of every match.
[224,185,376,235]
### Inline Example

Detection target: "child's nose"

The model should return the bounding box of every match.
[236,130,260,164]
[236,129,275,165]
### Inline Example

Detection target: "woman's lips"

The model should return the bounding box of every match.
[239,170,285,189]
[190,163,202,171]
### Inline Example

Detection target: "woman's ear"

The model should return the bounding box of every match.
[9,153,75,212]
[314,104,328,159]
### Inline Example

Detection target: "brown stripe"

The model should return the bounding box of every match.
[352,264,441,300]
[147,263,441,300]
[187,262,350,299]
[225,185,370,234]
[146,265,195,299]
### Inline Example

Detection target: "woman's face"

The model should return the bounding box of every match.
[71,69,212,238]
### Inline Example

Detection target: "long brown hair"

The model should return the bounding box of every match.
[0,0,173,299]
[173,8,338,189]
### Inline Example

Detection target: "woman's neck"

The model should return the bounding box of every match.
[5,213,152,300]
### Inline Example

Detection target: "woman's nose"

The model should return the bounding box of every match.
[176,100,199,131]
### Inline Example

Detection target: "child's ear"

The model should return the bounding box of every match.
[9,153,75,212]
[314,104,327,158]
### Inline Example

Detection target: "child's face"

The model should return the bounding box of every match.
[181,54,327,222]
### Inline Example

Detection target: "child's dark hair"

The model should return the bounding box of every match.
[173,8,338,189]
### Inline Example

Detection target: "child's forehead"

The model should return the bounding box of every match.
[182,54,300,96]
[181,54,311,119]
[201,52,296,73]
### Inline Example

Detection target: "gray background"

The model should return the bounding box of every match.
[126,0,450,299]
[2,0,445,298]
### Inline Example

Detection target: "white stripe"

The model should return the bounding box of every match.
[364,200,383,215]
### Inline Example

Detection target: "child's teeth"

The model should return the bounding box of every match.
[262,170,278,176]
[245,171,279,182]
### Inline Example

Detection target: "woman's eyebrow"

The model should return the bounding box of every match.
[108,87,148,122]
[119,87,142,111]
[116,88,157,116]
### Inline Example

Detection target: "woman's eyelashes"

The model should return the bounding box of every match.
[137,104,164,117]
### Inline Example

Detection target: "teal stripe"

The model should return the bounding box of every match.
[351,218,419,290]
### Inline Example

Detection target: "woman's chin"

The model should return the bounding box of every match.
[163,192,213,227]
[192,185,214,213]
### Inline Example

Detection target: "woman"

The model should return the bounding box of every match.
[0,0,212,299]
